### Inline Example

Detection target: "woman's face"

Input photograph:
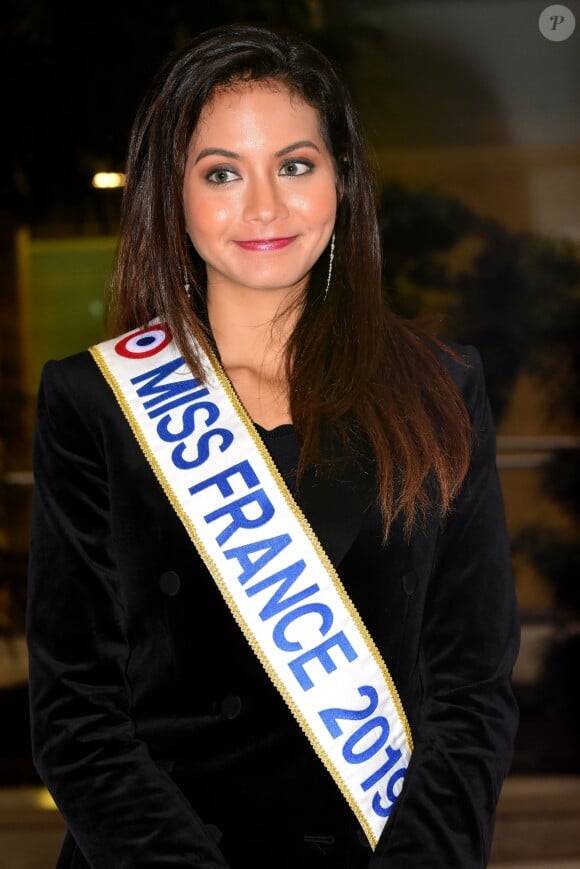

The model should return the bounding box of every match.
[183,82,338,299]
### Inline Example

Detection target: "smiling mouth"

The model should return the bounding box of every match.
[234,237,296,252]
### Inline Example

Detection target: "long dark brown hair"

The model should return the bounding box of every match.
[108,23,472,538]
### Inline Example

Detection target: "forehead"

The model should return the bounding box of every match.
[192,80,324,144]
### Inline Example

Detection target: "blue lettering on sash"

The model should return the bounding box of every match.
[245,560,314,618]
[223,534,292,583]
[147,386,210,418]
[373,768,406,817]
[317,685,407,820]
[131,356,199,408]
[157,401,220,441]
[172,429,233,469]
[204,489,275,546]
[272,602,334,652]
[131,357,233,473]
[189,459,259,497]
[289,630,357,690]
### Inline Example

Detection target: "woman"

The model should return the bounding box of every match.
[26,23,520,869]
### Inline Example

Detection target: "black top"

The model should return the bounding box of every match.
[26,343,520,869]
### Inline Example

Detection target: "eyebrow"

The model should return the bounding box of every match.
[276,140,321,157]
[194,140,321,164]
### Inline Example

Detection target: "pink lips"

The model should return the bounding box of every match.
[234,236,296,252]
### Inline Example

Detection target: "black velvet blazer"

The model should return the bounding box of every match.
[26,340,520,868]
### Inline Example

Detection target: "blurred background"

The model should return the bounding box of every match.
[0,1,579,866]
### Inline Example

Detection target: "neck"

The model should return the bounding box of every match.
[206,282,302,429]
[207,283,301,370]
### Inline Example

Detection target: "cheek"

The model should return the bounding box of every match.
[185,200,231,242]
[293,183,337,224]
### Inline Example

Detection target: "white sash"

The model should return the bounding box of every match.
[90,320,412,847]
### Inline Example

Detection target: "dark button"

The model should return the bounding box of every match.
[159,570,181,596]
[220,694,243,719]
[402,570,418,595]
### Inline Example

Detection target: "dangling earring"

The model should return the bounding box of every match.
[323,233,335,301]
[184,281,191,300]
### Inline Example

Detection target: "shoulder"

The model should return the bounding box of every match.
[429,337,482,382]
[392,316,487,414]
[36,348,117,430]
[427,337,488,422]
[39,348,105,402]
[40,348,100,387]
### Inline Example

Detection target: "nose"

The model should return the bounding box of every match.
[243,175,288,223]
